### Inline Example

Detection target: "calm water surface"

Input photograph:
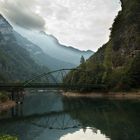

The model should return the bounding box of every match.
[0,90,140,140]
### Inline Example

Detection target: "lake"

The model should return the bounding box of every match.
[0,90,140,140]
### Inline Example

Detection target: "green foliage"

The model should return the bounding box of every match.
[0,92,9,102]
[102,41,113,83]
[125,53,140,88]
[0,135,18,140]
[80,55,85,64]
[104,42,112,70]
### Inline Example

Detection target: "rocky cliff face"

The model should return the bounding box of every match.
[65,0,140,91]
[0,14,13,42]
[0,14,12,34]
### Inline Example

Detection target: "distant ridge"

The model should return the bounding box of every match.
[28,32,94,65]
[14,31,76,70]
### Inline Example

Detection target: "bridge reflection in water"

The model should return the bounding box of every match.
[0,89,140,140]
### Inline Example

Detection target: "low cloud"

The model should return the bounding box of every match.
[0,0,121,51]
[0,0,46,30]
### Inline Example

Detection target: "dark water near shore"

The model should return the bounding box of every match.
[0,90,140,140]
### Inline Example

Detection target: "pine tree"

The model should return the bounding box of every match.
[80,55,85,64]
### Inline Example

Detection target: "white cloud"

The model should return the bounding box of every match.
[0,0,121,51]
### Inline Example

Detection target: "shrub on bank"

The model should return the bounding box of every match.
[0,92,9,103]
[0,135,18,140]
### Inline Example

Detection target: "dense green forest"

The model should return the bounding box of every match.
[64,0,140,92]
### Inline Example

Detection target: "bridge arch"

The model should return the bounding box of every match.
[0,69,106,91]
[23,68,89,86]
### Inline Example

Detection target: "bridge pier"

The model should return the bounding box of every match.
[11,89,25,104]
[11,103,23,117]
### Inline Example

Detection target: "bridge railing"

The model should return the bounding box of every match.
[0,83,107,91]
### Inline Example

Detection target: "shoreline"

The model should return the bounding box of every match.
[62,91,140,100]
[0,100,16,112]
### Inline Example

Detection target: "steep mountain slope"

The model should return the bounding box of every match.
[19,31,94,65]
[13,32,75,70]
[0,14,49,82]
[65,0,140,91]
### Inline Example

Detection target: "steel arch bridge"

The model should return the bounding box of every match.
[23,68,76,86]
[0,68,106,90]
[0,68,106,103]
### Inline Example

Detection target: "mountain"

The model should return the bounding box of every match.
[21,31,94,65]
[13,31,75,70]
[64,0,140,91]
[0,14,49,82]
[41,34,94,65]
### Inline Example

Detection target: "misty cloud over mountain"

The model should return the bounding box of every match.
[0,0,46,30]
[0,0,121,51]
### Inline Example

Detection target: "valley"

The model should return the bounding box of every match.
[0,0,139,140]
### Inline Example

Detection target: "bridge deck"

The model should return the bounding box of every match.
[0,83,106,90]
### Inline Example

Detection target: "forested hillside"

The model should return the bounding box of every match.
[0,14,49,82]
[64,0,140,91]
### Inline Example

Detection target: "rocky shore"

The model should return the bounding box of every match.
[62,91,140,100]
[0,100,16,112]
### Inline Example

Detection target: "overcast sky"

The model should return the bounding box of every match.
[0,0,121,51]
